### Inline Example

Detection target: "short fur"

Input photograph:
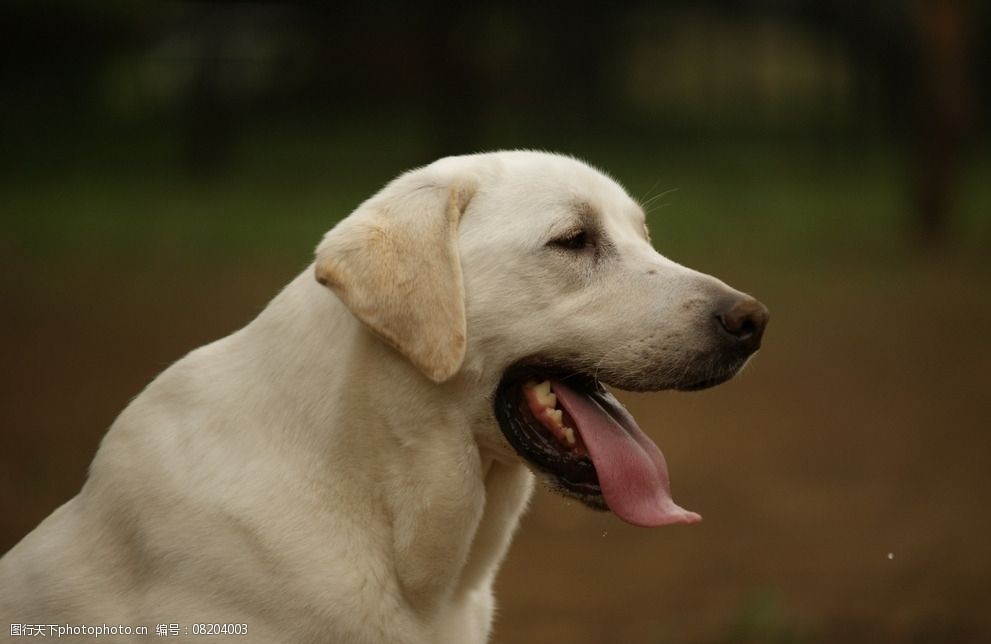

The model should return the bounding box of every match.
[1,152,752,643]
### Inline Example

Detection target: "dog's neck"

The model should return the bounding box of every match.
[243,268,533,614]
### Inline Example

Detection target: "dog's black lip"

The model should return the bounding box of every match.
[498,360,602,393]
[493,362,602,499]
[674,354,752,391]
[675,374,734,391]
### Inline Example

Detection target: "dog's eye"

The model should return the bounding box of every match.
[550,229,590,251]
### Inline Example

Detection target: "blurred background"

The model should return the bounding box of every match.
[1,1,989,642]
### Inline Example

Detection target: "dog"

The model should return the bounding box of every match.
[0,151,767,643]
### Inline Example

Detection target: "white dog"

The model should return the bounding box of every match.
[0,151,767,643]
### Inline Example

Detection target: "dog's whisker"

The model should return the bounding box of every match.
[636,179,663,208]
[638,187,679,214]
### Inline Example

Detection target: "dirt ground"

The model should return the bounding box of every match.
[2,258,989,643]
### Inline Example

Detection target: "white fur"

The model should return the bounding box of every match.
[0,151,743,643]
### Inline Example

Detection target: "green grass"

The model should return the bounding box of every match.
[3,117,989,274]
[709,591,816,644]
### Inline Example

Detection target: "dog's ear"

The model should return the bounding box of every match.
[314,166,478,383]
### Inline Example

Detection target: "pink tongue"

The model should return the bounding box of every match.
[552,380,701,527]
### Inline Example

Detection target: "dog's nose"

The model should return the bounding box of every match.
[715,296,769,350]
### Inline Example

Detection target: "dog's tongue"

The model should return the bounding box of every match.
[551,380,701,527]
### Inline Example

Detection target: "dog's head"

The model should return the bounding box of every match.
[315,151,768,527]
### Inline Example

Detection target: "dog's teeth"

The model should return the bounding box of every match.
[534,380,551,398]
[525,379,575,447]
[528,380,558,408]
[562,426,576,445]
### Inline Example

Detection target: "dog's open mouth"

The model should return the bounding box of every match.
[495,371,701,528]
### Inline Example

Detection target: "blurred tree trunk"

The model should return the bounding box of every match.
[422,3,485,160]
[183,11,235,178]
[910,0,972,248]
